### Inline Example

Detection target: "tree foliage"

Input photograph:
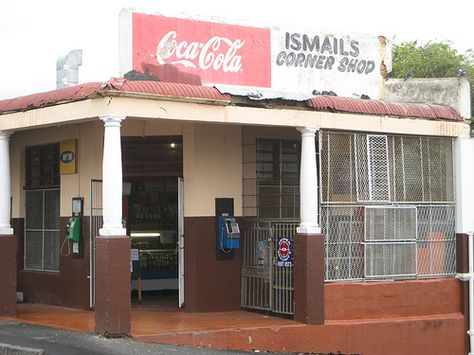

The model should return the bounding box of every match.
[392,41,473,119]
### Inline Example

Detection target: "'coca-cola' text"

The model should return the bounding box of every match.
[156,31,245,73]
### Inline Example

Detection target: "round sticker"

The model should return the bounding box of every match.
[60,151,75,164]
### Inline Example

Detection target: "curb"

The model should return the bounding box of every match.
[0,343,44,355]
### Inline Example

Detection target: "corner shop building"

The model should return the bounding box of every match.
[0,10,473,354]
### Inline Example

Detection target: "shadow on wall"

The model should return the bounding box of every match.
[124,63,202,86]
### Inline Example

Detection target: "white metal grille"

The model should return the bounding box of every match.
[364,243,417,278]
[321,206,364,280]
[364,206,417,279]
[321,131,456,281]
[365,206,417,242]
[366,135,390,201]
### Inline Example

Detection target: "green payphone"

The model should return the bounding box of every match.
[64,197,83,258]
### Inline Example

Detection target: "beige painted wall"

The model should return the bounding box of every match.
[122,119,243,216]
[183,122,242,217]
[10,121,103,218]
[10,118,243,218]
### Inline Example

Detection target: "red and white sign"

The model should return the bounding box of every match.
[277,237,292,267]
[131,13,271,87]
[120,10,390,98]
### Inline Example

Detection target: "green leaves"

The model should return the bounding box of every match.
[393,41,466,78]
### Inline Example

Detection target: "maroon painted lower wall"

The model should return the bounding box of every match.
[325,278,462,320]
[14,216,242,312]
[14,217,90,309]
[184,217,241,312]
[0,235,17,315]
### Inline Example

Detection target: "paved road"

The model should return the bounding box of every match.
[0,319,282,355]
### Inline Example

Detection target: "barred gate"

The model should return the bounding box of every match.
[89,179,103,308]
[241,220,298,315]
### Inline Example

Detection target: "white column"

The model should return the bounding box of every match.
[297,127,321,234]
[0,132,13,235]
[99,115,126,236]
[455,137,474,234]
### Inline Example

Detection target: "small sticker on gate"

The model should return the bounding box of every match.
[277,237,292,267]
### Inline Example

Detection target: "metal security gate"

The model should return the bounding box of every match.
[89,179,103,308]
[241,220,298,315]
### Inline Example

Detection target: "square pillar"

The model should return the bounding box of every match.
[294,232,324,324]
[95,236,130,336]
[95,115,130,337]
[0,131,16,315]
[294,127,324,325]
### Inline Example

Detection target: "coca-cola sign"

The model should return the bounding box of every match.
[131,13,271,87]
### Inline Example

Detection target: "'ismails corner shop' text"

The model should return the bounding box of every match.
[276,32,376,74]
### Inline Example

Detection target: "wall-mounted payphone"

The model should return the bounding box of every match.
[218,215,240,250]
[61,197,83,258]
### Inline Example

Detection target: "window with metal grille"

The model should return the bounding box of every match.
[256,139,300,219]
[364,206,417,278]
[24,143,60,271]
[320,131,456,281]
[24,189,60,271]
[25,143,60,189]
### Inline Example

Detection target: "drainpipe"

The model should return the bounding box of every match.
[457,231,474,355]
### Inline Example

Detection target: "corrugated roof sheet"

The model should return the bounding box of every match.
[0,78,464,121]
[306,95,463,121]
[0,82,103,114]
[0,78,230,114]
[104,78,231,101]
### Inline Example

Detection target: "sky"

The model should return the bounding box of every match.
[0,0,472,99]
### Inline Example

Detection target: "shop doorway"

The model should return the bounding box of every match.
[126,178,184,309]
[89,136,184,310]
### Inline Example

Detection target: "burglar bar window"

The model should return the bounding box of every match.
[24,143,60,271]
[320,131,456,281]
[256,139,300,219]
[25,143,60,189]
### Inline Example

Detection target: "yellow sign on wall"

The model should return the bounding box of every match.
[60,139,77,174]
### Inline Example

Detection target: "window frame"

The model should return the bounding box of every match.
[24,143,60,190]
[24,142,61,272]
[256,138,301,220]
[24,188,61,272]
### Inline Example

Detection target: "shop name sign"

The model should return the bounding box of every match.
[276,32,376,74]
[120,10,390,98]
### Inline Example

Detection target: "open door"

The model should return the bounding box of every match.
[178,177,184,308]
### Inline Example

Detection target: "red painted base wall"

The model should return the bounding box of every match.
[184,217,241,312]
[14,216,243,312]
[14,218,90,309]
[325,278,462,320]
[150,278,466,355]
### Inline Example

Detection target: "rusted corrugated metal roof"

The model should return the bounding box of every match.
[102,78,231,101]
[0,78,464,122]
[306,95,463,121]
[0,82,103,114]
[0,78,231,115]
